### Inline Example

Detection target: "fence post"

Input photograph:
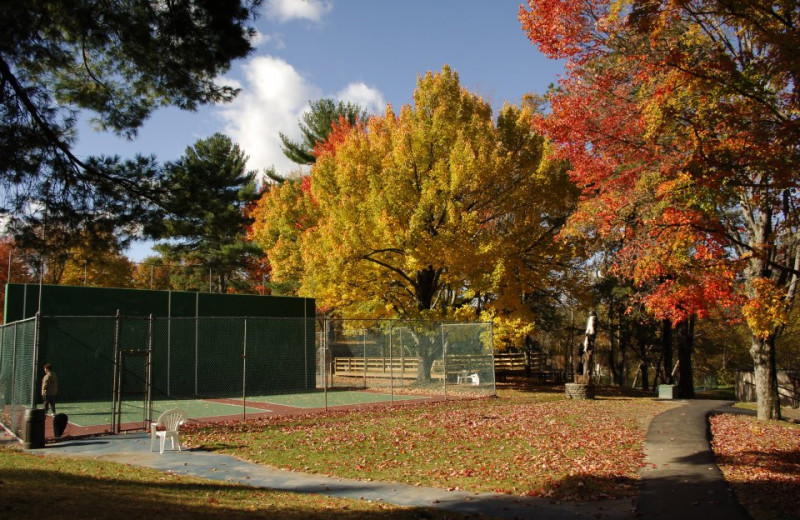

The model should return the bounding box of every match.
[389,320,394,402]
[362,329,367,389]
[323,319,328,411]
[194,293,199,397]
[147,315,154,422]
[167,291,172,396]
[111,310,121,434]
[303,300,308,391]
[242,316,247,421]
[10,322,18,417]
[441,322,447,401]
[490,322,496,397]
[29,313,41,408]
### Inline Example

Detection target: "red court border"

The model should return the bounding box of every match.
[41,392,456,442]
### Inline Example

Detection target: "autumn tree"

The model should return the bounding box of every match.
[1,0,260,249]
[249,176,321,296]
[131,256,175,291]
[520,0,800,419]
[254,66,579,379]
[58,234,134,288]
[147,134,262,293]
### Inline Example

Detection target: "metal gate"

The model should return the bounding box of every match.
[111,315,153,433]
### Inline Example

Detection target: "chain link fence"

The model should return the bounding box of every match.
[1,315,494,440]
[0,317,38,437]
[320,319,496,398]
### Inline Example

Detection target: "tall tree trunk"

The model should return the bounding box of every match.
[640,361,650,392]
[573,343,582,380]
[413,266,442,382]
[676,316,695,399]
[635,323,650,391]
[619,328,628,386]
[413,331,440,383]
[750,334,781,420]
[608,304,620,385]
[661,319,673,384]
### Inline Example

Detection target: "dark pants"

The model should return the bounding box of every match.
[43,395,57,414]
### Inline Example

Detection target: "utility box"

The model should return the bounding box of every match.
[658,384,679,399]
[23,408,45,449]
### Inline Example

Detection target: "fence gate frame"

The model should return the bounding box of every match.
[111,314,153,434]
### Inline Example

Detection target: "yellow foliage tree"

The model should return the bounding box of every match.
[249,176,320,297]
[58,233,134,288]
[252,67,579,371]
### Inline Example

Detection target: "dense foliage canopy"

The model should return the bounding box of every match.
[252,67,580,349]
[520,0,800,419]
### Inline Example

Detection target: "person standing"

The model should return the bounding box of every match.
[42,364,58,415]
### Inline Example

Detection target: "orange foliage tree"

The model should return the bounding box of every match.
[520,0,800,419]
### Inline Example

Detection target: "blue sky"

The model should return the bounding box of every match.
[74,0,563,259]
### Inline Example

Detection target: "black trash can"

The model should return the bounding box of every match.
[23,408,45,449]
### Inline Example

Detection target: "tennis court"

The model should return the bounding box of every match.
[245,390,426,408]
[51,389,431,435]
[59,399,266,428]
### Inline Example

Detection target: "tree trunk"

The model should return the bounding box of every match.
[750,334,781,420]
[676,316,695,399]
[414,266,439,311]
[412,266,441,382]
[640,361,650,392]
[661,319,673,384]
[414,332,439,383]
[572,342,582,380]
[608,304,620,385]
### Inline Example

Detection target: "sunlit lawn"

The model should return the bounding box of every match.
[184,389,676,500]
[6,386,797,519]
[0,448,466,520]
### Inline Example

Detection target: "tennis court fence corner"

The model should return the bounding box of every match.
[1,315,496,441]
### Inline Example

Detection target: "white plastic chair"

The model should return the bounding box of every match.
[150,408,187,454]
[457,371,480,386]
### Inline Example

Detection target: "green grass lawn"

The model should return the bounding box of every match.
[0,448,467,520]
[184,390,676,501]
[6,386,795,520]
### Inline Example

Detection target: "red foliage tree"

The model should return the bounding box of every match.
[520,1,800,419]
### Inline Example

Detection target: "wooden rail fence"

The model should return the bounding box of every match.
[333,352,559,381]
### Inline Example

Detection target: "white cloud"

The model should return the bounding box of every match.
[218,56,321,176]
[217,56,386,179]
[334,83,386,115]
[265,0,333,23]
[250,30,286,50]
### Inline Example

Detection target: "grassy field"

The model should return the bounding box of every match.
[0,448,466,520]
[3,385,798,519]
[183,388,676,501]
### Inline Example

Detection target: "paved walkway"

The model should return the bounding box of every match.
[635,400,752,520]
[28,399,752,520]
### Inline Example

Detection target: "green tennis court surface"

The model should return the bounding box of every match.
[59,391,427,427]
[246,390,426,408]
[59,399,265,427]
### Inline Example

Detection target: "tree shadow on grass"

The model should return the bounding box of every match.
[1,467,462,520]
[545,473,639,501]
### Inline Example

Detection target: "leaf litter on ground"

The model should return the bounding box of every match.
[184,394,676,501]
